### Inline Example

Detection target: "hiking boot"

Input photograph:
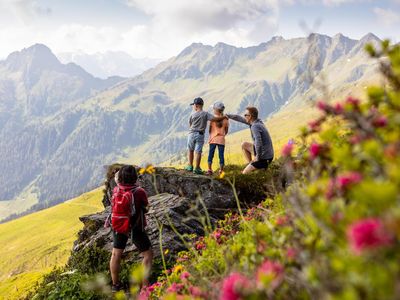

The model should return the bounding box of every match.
[184,165,193,172]
[193,168,204,175]
[206,169,213,175]
[112,283,123,293]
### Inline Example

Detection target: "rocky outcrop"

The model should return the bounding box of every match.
[73,167,285,264]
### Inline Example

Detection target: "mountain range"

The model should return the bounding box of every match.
[57,51,161,79]
[0,33,382,221]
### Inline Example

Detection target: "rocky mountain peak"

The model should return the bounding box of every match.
[332,33,347,43]
[177,42,210,58]
[3,43,60,72]
[215,42,235,50]
[271,36,285,43]
[360,32,381,43]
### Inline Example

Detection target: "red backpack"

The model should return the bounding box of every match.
[111,185,138,234]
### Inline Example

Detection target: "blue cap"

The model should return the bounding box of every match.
[190,97,204,106]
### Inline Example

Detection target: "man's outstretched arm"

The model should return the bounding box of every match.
[225,114,249,125]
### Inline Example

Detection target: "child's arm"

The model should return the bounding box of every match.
[225,120,229,134]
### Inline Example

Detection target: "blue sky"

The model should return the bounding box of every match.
[0,0,398,59]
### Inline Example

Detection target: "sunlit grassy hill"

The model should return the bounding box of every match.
[0,188,103,300]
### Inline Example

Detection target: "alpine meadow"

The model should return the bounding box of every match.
[0,1,399,300]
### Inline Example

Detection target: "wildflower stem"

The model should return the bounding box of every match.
[196,193,213,234]
[226,177,251,230]
[156,219,171,286]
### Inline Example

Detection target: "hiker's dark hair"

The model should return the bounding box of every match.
[246,106,258,119]
[118,165,138,185]
[103,163,124,195]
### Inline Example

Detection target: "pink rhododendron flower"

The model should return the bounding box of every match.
[372,115,388,127]
[350,134,363,144]
[180,271,190,280]
[147,283,158,292]
[276,215,289,226]
[327,172,362,199]
[138,288,151,300]
[309,142,323,160]
[308,119,321,132]
[256,260,284,289]
[195,238,206,251]
[316,100,329,112]
[336,172,362,190]
[347,218,393,254]
[286,248,297,260]
[281,143,294,157]
[189,286,203,297]
[167,283,184,293]
[333,102,344,115]
[346,96,360,107]
[220,272,251,300]
[212,228,224,242]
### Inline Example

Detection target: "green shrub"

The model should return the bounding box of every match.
[68,245,111,275]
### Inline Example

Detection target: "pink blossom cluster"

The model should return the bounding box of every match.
[220,260,285,300]
[282,143,294,157]
[316,100,346,116]
[195,237,206,251]
[326,171,363,199]
[256,260,284,289]
[167,282,184,293]
[220,272,252,300]
[347,218,393,254]
[309,142,324,160]
[139,282,162,300]
[276,215,289,226]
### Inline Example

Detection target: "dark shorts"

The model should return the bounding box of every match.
[113,228,152,252]
[251,158,273,169]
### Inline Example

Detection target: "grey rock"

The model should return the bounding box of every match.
[72,167,283,265]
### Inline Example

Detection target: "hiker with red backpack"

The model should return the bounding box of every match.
[109,165,153,292]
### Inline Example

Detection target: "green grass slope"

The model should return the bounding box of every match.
[0,188,103,300]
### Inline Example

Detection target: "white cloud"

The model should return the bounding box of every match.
[126,0,278,32]
[322,0,355,5]
[373,7,400,26]
[125,0,280,49]
[0,0,282,59]
[285,0,368,6]
[0,0,51,24]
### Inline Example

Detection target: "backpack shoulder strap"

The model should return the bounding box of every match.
[111,187,117,206]
[130,187,145,229]
[130,187,140,207]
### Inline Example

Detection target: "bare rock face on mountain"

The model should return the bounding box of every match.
[73,167,286,265]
